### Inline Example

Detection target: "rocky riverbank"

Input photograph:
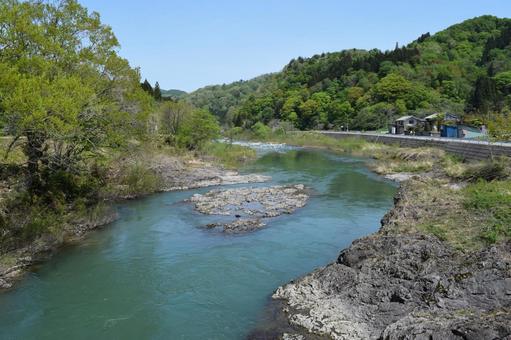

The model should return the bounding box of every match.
[188,185,309,233]
[251,177,511,339]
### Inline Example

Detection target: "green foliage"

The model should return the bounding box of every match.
[154,82,162,101]
[177,109,220,150]
[251,122,271,139]
[160,89,187,100]
[0,0,152,190]
[184,74,275,121]
[487,114,511,141]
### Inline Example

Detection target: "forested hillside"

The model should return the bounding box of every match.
[186,16,511,137]
[161,89,187,100]
[184,74,275,122]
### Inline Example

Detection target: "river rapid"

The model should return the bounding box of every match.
[0,144,397,339]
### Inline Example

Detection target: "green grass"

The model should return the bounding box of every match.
[202,142,257,169]
[463,180,511,244]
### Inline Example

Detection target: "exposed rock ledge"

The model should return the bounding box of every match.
[255,186,511,339]
[188,185,309,233]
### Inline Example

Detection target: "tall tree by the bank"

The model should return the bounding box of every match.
[0,0,152,194]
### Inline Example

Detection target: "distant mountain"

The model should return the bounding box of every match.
[161,89,187,99]
[185,15,511,132]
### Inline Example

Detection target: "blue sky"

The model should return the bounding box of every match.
[81,0,511,92]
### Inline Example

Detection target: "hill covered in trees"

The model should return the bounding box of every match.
[161,89,187,100]
[186,16,511,137]
[184,74,275,122]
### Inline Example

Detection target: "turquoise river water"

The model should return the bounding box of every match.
[0,145,397,339]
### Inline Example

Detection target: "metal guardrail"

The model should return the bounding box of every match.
[318,131,511,147]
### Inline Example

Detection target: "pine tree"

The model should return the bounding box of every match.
[141,79,154,96]
[154,82,162,101]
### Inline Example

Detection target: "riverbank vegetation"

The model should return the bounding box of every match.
[186,15,511,140]
[0,0,252,258]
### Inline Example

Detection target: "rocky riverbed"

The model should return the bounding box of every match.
[252,182,511,339]
[188,185,309,233]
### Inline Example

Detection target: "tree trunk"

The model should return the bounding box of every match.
[24,132,45,195]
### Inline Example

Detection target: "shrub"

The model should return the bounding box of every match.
[118,163,161,197]
[251,122,271,139]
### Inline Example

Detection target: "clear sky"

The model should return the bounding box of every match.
[80,0,511,92]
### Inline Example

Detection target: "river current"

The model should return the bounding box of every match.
[0,144,397,339]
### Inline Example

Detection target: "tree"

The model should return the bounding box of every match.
[177,109,220,150]
[494,71,511,95]
[159,101,192,136]
[141,79,154,96]
[154,82,162,101]
[468,75,498,114]
[0,0,151,193]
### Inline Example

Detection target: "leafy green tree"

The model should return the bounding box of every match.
[372,73,413,103]
[329,100,353,128]
[177,109,220,150]
[0,0,151,192]
[494,71,511,95]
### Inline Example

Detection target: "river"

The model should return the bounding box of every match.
[0,145,397,339]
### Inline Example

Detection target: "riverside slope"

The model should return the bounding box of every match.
[262,179,511,339]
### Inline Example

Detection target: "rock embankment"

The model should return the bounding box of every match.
[263,184,511,339]
[189,185,309,233]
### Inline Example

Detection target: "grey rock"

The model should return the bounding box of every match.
[272,234,511,339]
[189,185,309,233]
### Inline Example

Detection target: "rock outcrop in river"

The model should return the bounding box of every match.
[259,184,511,339]
[149,155,271,191]
[189,185,309,233]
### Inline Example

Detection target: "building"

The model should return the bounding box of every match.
[424,113,459,136]
[391,116,425,135]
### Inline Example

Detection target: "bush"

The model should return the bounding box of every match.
[118,163,161,197]
[251,122,271,139]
